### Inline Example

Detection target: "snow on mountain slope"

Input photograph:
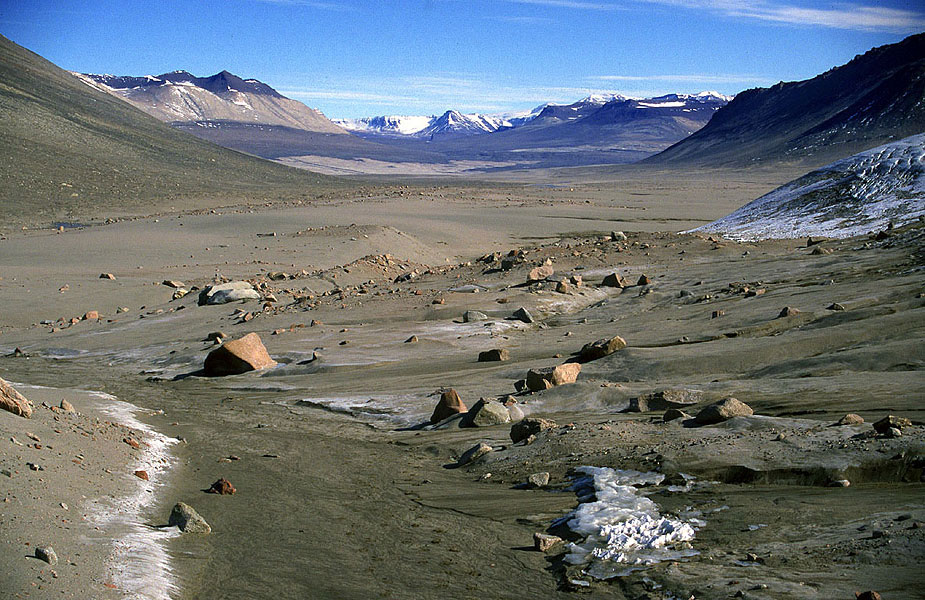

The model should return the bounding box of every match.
[694,134,925,240]
[74,71,346,134]
[335,107,543,138]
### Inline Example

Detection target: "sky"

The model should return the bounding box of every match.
[1,0,923,119]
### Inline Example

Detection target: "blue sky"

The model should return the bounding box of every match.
[2,0,922,118]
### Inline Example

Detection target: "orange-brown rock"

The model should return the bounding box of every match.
[203,333,277,376]
[82,310,99,321]
[526,363,581,392]
[134,470,149,481]
[0,377,33,418]
[430,388,467,423]
[207,477,236,495]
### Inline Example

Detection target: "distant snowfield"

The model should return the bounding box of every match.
[694,134,925,240]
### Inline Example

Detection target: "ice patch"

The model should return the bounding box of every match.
[562,467,700,579]
[294,394,427,427]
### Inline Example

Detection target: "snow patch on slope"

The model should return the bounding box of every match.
[693,134,925,240]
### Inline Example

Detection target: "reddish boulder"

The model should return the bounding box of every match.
[526,363,581,392]
[207,477,236,495]
[430,389,467,423]
[203,333,277,376]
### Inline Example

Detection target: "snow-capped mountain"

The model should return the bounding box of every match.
[74,70,346,134]
[335,104,547,139]
[694,134,925,241]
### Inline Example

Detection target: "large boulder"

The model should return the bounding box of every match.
[198,281,261,305]
[0,377,32,418]
[430,389,467,423]
[512,307,535,324]
[525,363,581,392]
[578,336,627,362]
[627,389,702,413]
[511,417,557,443]
[527,264,554,282]
[478,348,509,362]
[873,415,911,435]
[463,310,489,323]
[462,399,512,427]
[169,502,211,533]
[203,333,277,376]
[695,397,753,425]
[601,273,628,288]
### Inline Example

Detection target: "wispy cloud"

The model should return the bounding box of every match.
[484,15,556,24]
[250,0,354,11]
[590,73,776,85]
[636,0,925,33]
[504,0,620,9]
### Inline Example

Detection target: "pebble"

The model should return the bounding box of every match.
[35,545,57,565]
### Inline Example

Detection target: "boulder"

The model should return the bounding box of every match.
[555,281,570,293]
[203,333,277,376]
[507,403,524,422]
[873,415,911,435]
[35,545,57,565]
[525,363,581,392]
[198,281,260,305]
[527,264,554,282]
[695,397,753,425]
[511,417,557,443]
[456,442,493,467]
[463,310,489,323]
[834,413,864,426]
[611,231,627,242]
[404,335,418,343]
[462,398,512,427]
[512,307,534,323]
[430,389,467,424]
[169,502,211,533]
[578,336,627,362]
[534,533,563,553]
[82,310,99,321]
[601,273,628,288]
[570,274,583,287]
[628,389,702,413]
[99,273,115,280]
[478,348,509,362]
[162,280,185,288]
[637,274,651,286]
[207,477,236,495]
[0,377,32,418]
[777,306,801,318]
[59,399,74,413]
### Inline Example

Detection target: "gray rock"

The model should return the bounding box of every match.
[601,272,628,288]
[511,417,557,443]
[507,403,525,422]
[834,413,864,426]
[628,389,702,413]
[478,348,509,362]
[695,397,754,425]
[511,307,534,323]
[463,399,512,427]
[169,502,212,533]
[35,545,57,565]
[463,310,489,323]
[663,408,692,422]
[873,415,911,434]
[527,472,550,488]
[456,442,493,467]
[578,336,627,362]
[198,281,260,305]
[534,532,563,552]
[611,231,627,242]
[0,377,33,418]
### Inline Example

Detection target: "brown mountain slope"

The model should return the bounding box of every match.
[0,35,343,229]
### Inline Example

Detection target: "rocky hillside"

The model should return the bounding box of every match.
[648,33,925,168]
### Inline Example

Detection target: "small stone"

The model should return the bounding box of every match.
[828,302,846,311]
[134,470,149,481]
[430,389,467,424]
[82,310,99,321]
[774,432,786,441]
[744,288,766,297]
[601,272,628,288]
[404,335,418,343]
[478,348,509,362]
[455,442,493,467]
[35,545,57,565]
[527,264,554,282]
[99,273,115,280]
[534,533,562,552]
[834,413,864,426]
[511,417,557,443]
[777,306,801,318]
[663,408,692,422]
[525,363,581,391]
[123,437,141,449]
[829,479,851,487]
[463,310,489,323]
[629,389,701,413]
[198,281,260,305]
[695,397,753,425]
[886,427,902,438]
[169,502,211,533]
[712,310,725,318]
[207,477,236,495]
[511,307,534,323]
[59,399,74,413]
[578,336,627,362]
[855,592,882,600]
[637,274,651,286]
[611,231,627,242]
[162,280,185,288]
[556,280,571,293]
[873,415,911,434]
[527,472,550,488]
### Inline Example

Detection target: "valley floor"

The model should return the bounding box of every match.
[1,175,922,599]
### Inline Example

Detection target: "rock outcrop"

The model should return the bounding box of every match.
[203,333,277,376]
[0,377,33,418]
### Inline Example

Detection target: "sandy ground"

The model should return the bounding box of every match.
[0,173,922,599]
